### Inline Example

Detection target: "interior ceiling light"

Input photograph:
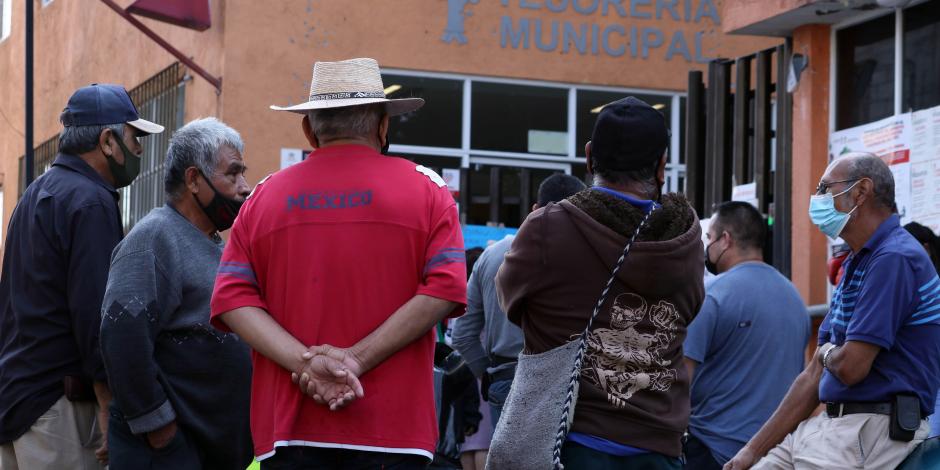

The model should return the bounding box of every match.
[384,84,402,96]
[591,102,666,113]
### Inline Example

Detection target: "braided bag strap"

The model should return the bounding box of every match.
[551,206,656,470]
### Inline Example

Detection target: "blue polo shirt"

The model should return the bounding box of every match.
[0,153,123,443]
[818,215,940,413]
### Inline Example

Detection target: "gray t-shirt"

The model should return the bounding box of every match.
[452,235,524,377]
[684,262,810,465]
[100,204,252,468]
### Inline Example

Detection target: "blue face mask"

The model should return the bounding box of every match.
[809,180,861,240]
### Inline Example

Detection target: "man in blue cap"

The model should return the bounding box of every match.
[0,84,163,470]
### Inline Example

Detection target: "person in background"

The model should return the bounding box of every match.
[904,222,940,275]
[100,118,253,469]
[0,84,163,470]
[452,173,587,428]
[683,201,810,469]
[904,221,940,439]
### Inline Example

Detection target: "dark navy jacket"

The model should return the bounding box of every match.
[0,153,123,443]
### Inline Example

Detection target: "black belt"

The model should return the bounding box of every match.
[826,402,892,417]
[490,355,517,366]
[488,366,516,383]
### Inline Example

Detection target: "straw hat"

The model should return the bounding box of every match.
[270,58,424,116]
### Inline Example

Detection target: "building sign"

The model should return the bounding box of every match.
[273,2,779,93]
[444,0,720,63]
[281,148,313,169]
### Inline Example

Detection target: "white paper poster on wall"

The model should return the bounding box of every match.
[442,168,461,194]
[829,113,913,224]
[731,182,759,209]
[908,105,940,228]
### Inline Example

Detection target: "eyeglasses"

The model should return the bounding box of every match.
[815,178,858,196]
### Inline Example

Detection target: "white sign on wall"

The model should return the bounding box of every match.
[280,148,309,169]
[909,106,940,232]
[731,182,758,209]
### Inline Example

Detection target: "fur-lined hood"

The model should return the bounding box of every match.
[556,189,703,299]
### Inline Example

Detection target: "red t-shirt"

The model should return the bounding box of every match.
[210,144,467,460]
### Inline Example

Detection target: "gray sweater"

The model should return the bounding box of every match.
[100,205,252,469]
[452,235,524,377]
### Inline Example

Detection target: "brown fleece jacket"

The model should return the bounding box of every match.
[496,189,705,458]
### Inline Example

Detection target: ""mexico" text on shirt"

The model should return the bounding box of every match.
[286,190,373,211]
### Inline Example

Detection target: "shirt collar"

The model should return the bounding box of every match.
[860,214,900,254]
[592,186,660,213]
[52,153,119,197]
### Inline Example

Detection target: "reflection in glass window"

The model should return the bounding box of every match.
[575,90,672,157]
[1,0,11,42]
[836,13,896,130]
[903,1,940,113]
[382,74,463,148]
[471,82,567,154]
[465,164,564,227]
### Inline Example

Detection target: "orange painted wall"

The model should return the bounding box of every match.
[0,0,781,256]
[720,0,815,34]
[0,0,225,255]
[789,23,831,307]
[219,0,781,191]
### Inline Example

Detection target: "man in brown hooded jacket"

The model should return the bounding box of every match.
[496,97,704,469]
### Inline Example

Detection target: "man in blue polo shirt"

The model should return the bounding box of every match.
[683,201,809,469]
[725,152,940,470]
[0,85,163,469]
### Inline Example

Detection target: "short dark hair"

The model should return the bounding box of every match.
[58,117,124,155]
[537,173,587,206]
[592,158,660,195]
[905,222,938,246]
[712,201,766,251]
[465,247,485,280]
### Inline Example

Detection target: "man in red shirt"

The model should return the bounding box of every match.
[210,58,467,469]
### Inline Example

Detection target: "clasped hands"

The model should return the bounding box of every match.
[290,344,366,411]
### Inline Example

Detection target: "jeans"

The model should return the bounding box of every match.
[560,441,682,470]
[108,407,202,470]
[682,433,722,470]
[261,446,428,470]
[487,379,513,426]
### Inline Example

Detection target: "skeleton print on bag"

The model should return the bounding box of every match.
[582,293,680,409]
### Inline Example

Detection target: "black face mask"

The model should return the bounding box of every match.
[195,170,243,232]
[105,133,142,189]
[380,132,390,155]
[705,238,729,275]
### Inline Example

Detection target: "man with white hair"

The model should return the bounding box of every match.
[100,118,254,469]
[211,58,467,468]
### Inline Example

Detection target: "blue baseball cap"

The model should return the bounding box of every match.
[60,84,165,135]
